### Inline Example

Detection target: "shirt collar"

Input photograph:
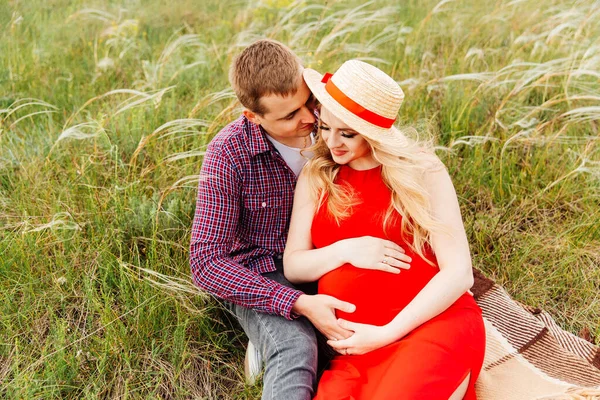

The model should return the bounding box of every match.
[245,116,273,157]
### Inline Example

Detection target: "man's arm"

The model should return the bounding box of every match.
[189,144,301,319]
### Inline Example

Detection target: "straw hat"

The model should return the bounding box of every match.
[303,60,405,144]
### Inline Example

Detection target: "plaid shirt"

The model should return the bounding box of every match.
[190,115,303,319]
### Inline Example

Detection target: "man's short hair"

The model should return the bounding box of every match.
[229,39,303,115]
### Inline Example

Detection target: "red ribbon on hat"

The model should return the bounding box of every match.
[321,72,395,129]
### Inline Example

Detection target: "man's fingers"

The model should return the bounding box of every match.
[325,326,353,340]
[320,295,355,313]
[337,318,358,331]
[337,318,350,330]
[332,299,356,313]
[326,340,342,350]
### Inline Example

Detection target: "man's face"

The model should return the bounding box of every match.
[245,80,317,146]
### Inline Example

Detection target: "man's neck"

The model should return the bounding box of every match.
[264,132,309,149]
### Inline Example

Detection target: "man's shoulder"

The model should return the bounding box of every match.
[208,115,250,155]
[201,116,255,178]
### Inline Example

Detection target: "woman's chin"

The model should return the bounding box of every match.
[331,156,349,165]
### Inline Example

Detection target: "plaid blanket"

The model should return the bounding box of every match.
[472,270,600,399]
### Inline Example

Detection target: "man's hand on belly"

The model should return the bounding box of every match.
[292,294,356,341]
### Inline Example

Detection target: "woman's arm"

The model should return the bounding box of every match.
[283,171,345,283]
[328,157,475,354]
[284,171,410,284]
[383,158,474,336]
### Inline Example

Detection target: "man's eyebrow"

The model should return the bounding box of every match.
[278,94,314,120]
[278,109,299,120]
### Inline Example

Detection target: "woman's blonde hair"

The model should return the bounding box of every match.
[303,122,445,262]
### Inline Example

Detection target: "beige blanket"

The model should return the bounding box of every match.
[472,270,600,399]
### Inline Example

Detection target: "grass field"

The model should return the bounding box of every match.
[1,0,599,398]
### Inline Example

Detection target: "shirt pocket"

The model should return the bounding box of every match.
[241,192,285,238]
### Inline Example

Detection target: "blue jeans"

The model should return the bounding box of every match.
[228,260,318,400]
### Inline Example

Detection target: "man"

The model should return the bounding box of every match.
[190,39,355,400]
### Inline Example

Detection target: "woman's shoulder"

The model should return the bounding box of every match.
[414,148,445,173]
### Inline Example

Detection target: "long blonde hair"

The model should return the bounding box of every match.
[304,123,446,262]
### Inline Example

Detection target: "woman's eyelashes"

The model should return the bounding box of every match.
[319,125,356,138]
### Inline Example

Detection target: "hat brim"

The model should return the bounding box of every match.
[303,68,406,145]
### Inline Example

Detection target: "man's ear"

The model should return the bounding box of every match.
[243,109,261,125]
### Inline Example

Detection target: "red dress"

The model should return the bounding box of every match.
[312,165,485,400]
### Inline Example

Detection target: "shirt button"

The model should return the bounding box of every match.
[261,202,267,207]
[277,254,283,260]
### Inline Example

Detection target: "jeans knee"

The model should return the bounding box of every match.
[272,321,317,365]
[261,318,318,400]
[292,329,318,360]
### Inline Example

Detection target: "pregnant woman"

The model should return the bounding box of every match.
[284,60,486,399]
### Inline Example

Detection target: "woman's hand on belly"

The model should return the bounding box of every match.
[340,236,412,274]
[327,318,395,356]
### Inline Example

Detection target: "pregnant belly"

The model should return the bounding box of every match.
[318,264,436,326]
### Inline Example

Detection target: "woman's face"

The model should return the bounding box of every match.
[319,107,378,170]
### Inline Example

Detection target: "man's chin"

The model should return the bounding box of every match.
[299,124,315,135]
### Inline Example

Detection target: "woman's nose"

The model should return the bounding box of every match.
[326,131,339,148]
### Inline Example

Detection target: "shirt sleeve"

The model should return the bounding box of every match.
[189,145,302,319]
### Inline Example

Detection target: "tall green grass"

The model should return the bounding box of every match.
[1,0,599,397]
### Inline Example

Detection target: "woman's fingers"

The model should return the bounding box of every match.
[384,240,405,253]
[384,258,410,270]
[327,337,351,351]
[376,262,401,274]
[385,249,412,269]
[366,238,411,272]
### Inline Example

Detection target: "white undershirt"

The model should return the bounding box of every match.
[266,133,315,177]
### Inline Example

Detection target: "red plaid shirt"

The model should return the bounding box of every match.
[190,115,303,319]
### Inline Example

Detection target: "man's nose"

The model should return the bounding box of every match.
[299,105,316,124]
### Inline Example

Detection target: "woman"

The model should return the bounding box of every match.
[283,60,486,399]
